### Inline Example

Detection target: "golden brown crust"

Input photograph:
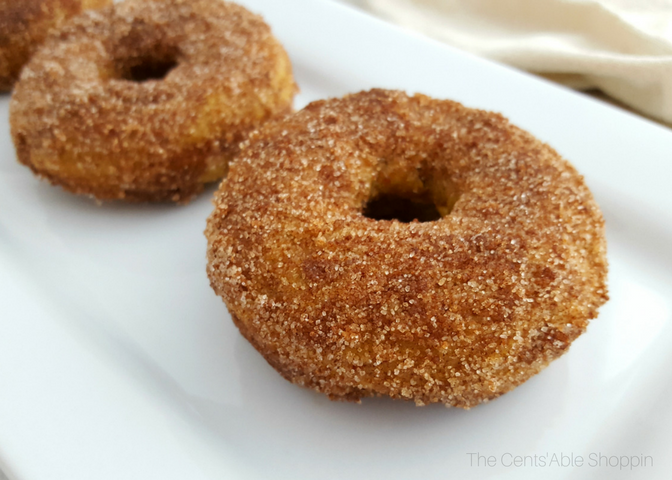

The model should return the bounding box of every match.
[206,89,609,408]
[0,0,110,91]
[10,0,296,202]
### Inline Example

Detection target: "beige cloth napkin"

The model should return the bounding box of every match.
[342,0,672,124]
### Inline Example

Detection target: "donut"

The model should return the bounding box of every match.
[206,89,608,408]
[10,0,296,202]
[0,0,111,91]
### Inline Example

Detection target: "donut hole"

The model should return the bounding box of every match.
[363,161,461,223]
[364,194,441,223]
[121,56,178,82]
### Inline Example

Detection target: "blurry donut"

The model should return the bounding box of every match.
[10,0,296,202]
[0,0,111,91]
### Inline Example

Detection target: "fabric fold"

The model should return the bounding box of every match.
[345,0,672,123]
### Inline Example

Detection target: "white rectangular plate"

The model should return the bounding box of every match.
[1,1,672,479]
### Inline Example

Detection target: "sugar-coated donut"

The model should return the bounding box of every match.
[10,0,296,202]
[206,89,608,408]
[0,0,111,91]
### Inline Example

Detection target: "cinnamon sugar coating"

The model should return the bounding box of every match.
[206,90,608,408]
[0,0,110,91]
[10,0,296,202]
